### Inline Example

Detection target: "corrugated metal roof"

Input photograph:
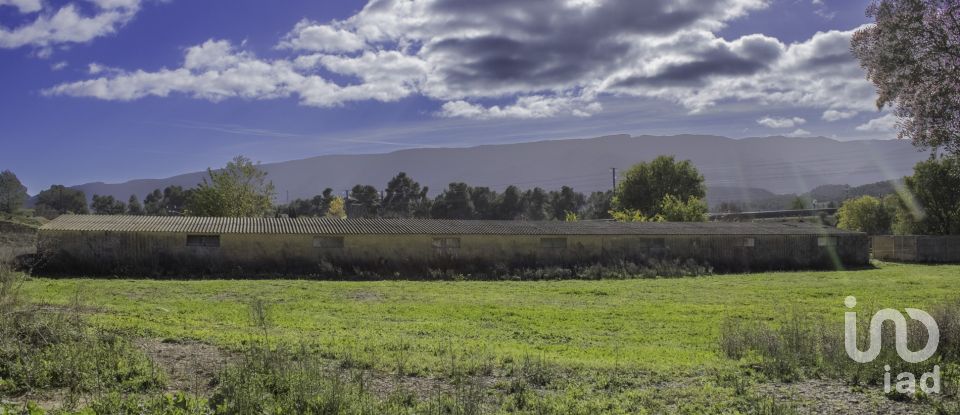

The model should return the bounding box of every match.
[38,215,860,236]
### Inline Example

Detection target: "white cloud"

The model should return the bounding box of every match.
[757,116,806,128]
[788,128,812,136]
[50,61,68,71]
[0,0,41,13]
[822,109,857,121]
[45,1,879,121]
[0,0,144,52]
[439,96,602,119]
[277,20,365,53]
[856,113,898,132]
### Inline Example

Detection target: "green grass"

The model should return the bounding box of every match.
[20,262,960,376]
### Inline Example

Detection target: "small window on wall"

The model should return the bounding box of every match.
[314,236,345,249]
[741,238,756,247]
[186,235,220,247]
[433,237,461,255]
[540,237,567,250]
[818,236,839,247]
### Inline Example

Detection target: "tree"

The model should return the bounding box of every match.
[495,186,525,220]
[127,195,144,215]
[470,186,498,219]
[91,195,126,215]
[614,156,706,217]
[314,188,335,216]
[144,189,164,215]
[348,185,381,218]
[431,182,475,219]
[382,173,427,218]
[0,170,27,214]
[35,185,88,216]
[188,156,276,217]
[549,186,585,220]
[523,188,550,220]
[790,196,809,210]
[659,195,708,222]
[899,156,960,234]
[852,0,960,153]
[837,195,893,234]
[583,191,613,220]
[327,196,347,219]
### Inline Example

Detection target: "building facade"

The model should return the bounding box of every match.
[872,235,960,263]
[36,215,870,277]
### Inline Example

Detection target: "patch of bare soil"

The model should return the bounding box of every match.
[344,290,383,302]
[759,379,929,415]
[136,338,231,395]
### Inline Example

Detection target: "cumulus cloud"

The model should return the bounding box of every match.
[277,20,365,53]
[788,128,812,136]
[439,96,602,119]
[0,0,42,13]
[0,0,145,52]
[757,116,806,128]
[822,109,857,121]
[856,113,898,133]
[45,0,877,121]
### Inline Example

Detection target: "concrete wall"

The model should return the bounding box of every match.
[36,229,869,277]
[872,235,960,263]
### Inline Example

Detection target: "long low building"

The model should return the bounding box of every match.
[35,215,869,277]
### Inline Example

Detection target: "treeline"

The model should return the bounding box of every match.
[77,179,615,221]
[281,178,614,221]
[5,155,709,223]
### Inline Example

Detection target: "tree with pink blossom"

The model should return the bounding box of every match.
[852,0,960,153]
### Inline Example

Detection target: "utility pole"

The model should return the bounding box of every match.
[610,168,617,192]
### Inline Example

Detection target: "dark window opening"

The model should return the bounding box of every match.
[186,235,220,247]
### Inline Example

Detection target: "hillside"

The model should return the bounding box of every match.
[56,134,927,206]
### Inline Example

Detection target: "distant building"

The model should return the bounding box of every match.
[36,215,869,277]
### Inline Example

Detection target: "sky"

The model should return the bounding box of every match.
[0,0,897,194]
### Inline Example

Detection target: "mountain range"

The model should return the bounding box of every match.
[60,134,928,207]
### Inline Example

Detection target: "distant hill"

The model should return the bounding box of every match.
[51,134,927,207]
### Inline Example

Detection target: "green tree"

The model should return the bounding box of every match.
[382,173,427,218]
[836,195,892,235]
[127,195,144,215]
[549,186,585,220]
[900,156,960,234]
[35,185,88,217]
[91,195,126,215]
[348,185,381,218]
[470,187,497,219]
[495,185,524,220]
[614,156,706,217]
[143,189,164,215]
[583,191,613,220]
[0,170,28,214]
[523,188,550,221]
[790,196,809,210]
[431,183,475,219]
[188,156,276,217]
[659,195,708,222]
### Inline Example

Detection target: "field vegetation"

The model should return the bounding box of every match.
[0,262,958,413]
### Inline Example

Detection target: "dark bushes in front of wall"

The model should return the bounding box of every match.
[30,248,719,280]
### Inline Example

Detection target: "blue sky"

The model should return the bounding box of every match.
[0,0,893,193]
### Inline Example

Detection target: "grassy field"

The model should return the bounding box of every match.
[9,262,960,413]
